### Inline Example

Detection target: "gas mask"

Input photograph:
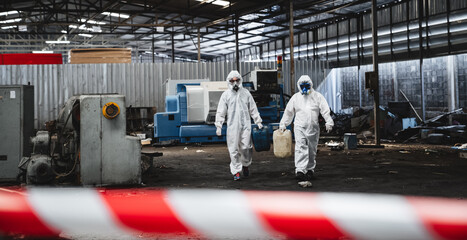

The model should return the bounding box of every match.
[230,78,240,92]
[300,82,311,95]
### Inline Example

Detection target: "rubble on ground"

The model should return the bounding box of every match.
[320,102,467,146]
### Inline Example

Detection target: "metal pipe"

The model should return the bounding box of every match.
[197,27,201,62]
[360,16,362,108]
[371,0,380,146]
[418,0,426,121]
[235,15,239,70]
[289,0,295,94]
[399,89,423,123]
[152,35,155,63]
[171,33,175,63]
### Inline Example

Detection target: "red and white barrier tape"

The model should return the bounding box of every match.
[1,188,467,239]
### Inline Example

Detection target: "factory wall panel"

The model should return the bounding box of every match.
[328,53,467,113]
[457,54,467,108]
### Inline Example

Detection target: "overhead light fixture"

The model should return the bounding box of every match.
[79,18,106,25]
[0,18,22,24]
[69,24,101,32]
[196,0,230,7]
[101,12,130,19]
[45,40,70,44]
[61,30,67,33]
[0,10,20,16]
[33,51,54,54]
[1,26,16,29]
[79,33,93,37]
[92,26,102,32]
[211,0,230,6]
[78,24,91,30]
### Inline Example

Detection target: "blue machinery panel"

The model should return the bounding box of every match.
[154,82,285,144]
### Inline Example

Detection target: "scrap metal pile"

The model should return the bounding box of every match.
[394,108,467,144]
[320,103,467,145]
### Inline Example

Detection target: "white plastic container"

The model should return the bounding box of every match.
[273,129,292,158]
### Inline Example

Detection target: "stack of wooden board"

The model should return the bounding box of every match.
[69,48,131,64]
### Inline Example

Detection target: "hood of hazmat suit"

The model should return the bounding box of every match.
[226,70,243,92]
[215,70,263,175]
[280,75,334,132]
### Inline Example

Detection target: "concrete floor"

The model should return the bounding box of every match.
[142,143,467,198]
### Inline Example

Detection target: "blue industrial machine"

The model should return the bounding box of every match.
[154,69,286,144]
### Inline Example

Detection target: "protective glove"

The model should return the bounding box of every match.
[257,123,263,130]
[325,124,333,133]
[216,127,222,136]
[279,125,286,132]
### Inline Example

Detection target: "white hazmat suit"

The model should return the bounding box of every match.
[215,70,263,178]
[279,75,334,178]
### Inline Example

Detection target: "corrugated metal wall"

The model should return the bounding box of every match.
[0,60,326,129]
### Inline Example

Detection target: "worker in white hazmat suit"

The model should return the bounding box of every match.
[279,75,334,181]
[215,70,263,181]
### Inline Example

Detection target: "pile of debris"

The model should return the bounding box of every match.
[321,101,467,146]
[394,108,467,144]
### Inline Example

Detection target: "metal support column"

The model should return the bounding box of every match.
[393,62,399,102]
[336,20,340,66]
[447,0,452,54]
[390,5,394,61]
[425,0,430,54]
[418,0,425,121]
[307,30,310,59]
[289,0,295,94]
[313,29,318,60]
[357,15,362,108]
[235,15,240,70]
[298,34,301,60]
[371,0,381,145]
[152,35,155,63]
[406,1,411,57]
[447,55,459,112]
[348,19,351,65]
[171,33,175,63]
[197,27,201,62]
[281,39,285,60]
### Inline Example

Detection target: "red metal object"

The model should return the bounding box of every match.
[0,53,62,65]
[0,190,58,236]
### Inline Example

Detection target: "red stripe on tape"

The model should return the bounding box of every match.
[408,197,467,240]
[246,191,348,240]
[0,191,58,236]
[99,189,194,235]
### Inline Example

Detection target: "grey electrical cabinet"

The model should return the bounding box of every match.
[0,85,34,181]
